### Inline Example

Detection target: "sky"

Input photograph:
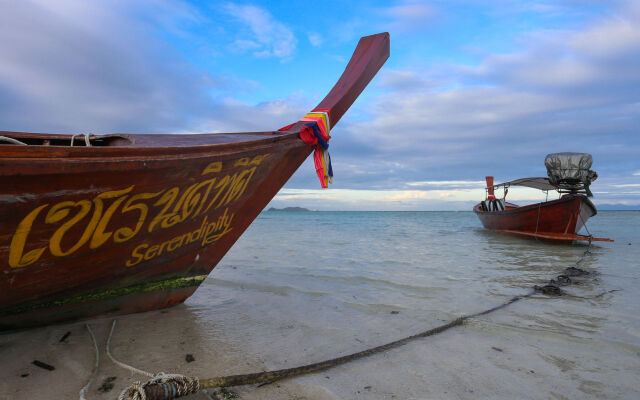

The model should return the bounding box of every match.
[1,0,638,211]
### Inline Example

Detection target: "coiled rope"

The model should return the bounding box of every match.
[117,374,200,400]
[102,246,611,400]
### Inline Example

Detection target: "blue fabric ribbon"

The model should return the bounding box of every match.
[305,122,329,150]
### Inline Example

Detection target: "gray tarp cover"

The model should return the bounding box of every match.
[544,152,598,186]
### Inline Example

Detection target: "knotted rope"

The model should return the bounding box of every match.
[117,374,200,400]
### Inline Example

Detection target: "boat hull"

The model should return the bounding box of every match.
[0,139,311,330]
[473,195,598,242]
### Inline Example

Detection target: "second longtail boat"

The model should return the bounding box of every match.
[474,153,613,243]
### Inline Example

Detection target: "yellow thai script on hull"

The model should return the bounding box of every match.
[8,154,269,268]
[125,208,234,267]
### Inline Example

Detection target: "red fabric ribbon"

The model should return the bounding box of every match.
[278,123,295,131]
[299,125,318,145]
[313,147,328,188]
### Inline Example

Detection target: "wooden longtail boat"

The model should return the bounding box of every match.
[0,33,390,330]
[473,153,613,243]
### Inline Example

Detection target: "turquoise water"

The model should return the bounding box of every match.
[193,210,640,399]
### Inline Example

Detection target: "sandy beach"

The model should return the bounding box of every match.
[0,299,616,400]
[2,280,638,400]
[0,306,309,400]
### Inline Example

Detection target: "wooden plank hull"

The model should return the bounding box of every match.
[473,195,605,242]
[0,33,390,330]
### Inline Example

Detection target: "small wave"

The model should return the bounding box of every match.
[204,278,327,298]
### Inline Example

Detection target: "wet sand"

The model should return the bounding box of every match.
[0,305,301,400]
[2,280,638,400]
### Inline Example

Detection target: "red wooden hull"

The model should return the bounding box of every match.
[0,33,390,330]
[473,195,603,242]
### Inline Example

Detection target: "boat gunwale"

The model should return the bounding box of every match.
[0,130,301,160]
[473,194,597,217]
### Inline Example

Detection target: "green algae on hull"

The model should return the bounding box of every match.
[0,275,208,317]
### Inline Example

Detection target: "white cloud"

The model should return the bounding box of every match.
[383,0,435,31]
[570,12,640,59]
[307,32,323,47]
[378,69,440,92]
[470,4,640,90]
[610,184,640,188]
[272,188,483,210]
[406,180,485,188]
[269,185,557,211]
[223,3,297,59]
[0,0,217,133]
[195,93,310,133]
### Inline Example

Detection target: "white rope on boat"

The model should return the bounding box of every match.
[70,133,92,147]
[0,136,27,145]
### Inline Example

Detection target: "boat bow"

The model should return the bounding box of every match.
[0,33,390,330]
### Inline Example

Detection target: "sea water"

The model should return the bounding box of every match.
[186,210,639,399]
[1,211,638,399]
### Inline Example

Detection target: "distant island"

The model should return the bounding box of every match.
[267,206,311,212]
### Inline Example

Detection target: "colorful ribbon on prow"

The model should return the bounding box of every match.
[280,109,333,188]
[301,110,333,188]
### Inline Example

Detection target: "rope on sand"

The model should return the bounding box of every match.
[113,246,611,400]
[106,321,154,378]
[103,320,200,400]
[79,324,100,400]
